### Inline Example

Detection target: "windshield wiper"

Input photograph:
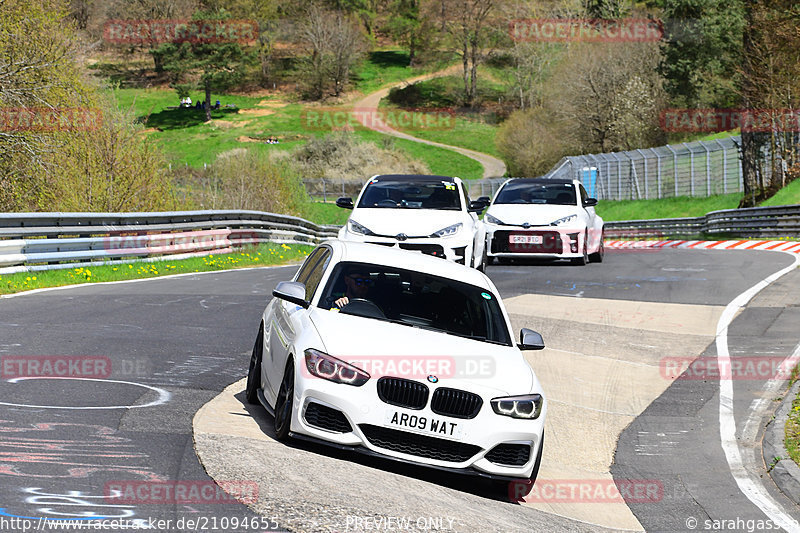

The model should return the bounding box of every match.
[452,333,509,346]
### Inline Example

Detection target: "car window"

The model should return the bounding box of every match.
[317,261,512,346]
[461,183,470,210]
[357,178,461,210]
[300,249,331,301]
[495,181,576,206]
[579,184,589,204]
[295,247,332,300]
[294,247,324,284]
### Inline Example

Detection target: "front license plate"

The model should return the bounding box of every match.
[385,410,462,440]
[509,234,543,244]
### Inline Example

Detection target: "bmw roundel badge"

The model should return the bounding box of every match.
[427,375,439,383]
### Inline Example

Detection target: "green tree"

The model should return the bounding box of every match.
[386,0,421,64]
[650,0,744,109]
[156,10,257,121]
[738,0,800,206]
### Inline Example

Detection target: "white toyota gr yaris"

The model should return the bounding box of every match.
[336,174,489,270]
[484,178,604,265]
[246,240,546,489]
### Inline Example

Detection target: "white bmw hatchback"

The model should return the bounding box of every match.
[246,240,547,487]
[484,178,604,265]
[336,174,488,270]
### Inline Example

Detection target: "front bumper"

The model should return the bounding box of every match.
[485,225,586,259]
[285,371,546,479]
[340,230,472,265]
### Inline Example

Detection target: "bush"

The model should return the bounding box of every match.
[32,95,176,212]
[187,148,309,215]
[496,107,578,177]
[292,133,429,181]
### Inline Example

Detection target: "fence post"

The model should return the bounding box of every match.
[650,148,662,198]
[636,149,648,199]
[699,141,711,196]
[714,139,728,194]
[682,143,695,196]
[322,178,327,202]
[610,152,622,201]
[665,144,678,197]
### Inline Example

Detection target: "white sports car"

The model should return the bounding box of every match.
[336,174,489,270]
[246,240,546,488]
[484,178,604,265]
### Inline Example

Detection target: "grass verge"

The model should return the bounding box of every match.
[786,385,800,467]
[0,243,312,296]
[596,193,742,221]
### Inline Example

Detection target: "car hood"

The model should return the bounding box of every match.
[308,307,535,396]
[349,208,467,237]
[487,204,580,227]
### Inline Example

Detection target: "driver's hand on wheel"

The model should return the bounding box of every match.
[335,296,350,308]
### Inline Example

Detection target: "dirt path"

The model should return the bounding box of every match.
[353,65,507,179]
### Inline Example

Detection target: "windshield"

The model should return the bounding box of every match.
[317,262,512,346]
[495,182,577,206]
[357,178,461,210]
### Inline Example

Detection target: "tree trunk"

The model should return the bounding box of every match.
[739,0,759,207]
[462,39,470,107]
[204,85,212,122]
[469,38,479,108]
[152,50,164,73]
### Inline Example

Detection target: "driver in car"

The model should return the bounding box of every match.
[334,269,373,308]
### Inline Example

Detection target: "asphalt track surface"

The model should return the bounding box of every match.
[0,248,798,532]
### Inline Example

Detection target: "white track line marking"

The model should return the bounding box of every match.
[715,252,800,531]
[0,377,171,409]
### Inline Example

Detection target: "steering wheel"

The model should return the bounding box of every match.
[339,298,386,319]
[376,199,398,207]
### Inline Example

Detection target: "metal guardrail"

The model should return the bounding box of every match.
[605,204,800,239]
[0,210,340,274]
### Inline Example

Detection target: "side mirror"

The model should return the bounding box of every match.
[518,328,545,350]
[272,281,309,308]
[477,196,490,205]
[336,197,354,209]
[468,200,486,214]
[583,198,598,207]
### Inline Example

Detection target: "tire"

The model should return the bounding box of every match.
[570,233,589,266]
[245,325,264,405]
[273,359,295,441]
[476,242,488,272]
[505,432,544,501]
[589,231,605,263]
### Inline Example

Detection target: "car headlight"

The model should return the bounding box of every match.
[484,213,504,225]
[430,223,462,238]
[491,394,543,419]
[304,349,370,386]
[549,214,577,226]
[348,219,376,236]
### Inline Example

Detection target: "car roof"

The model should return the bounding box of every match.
[503,177,575,186]
[324,240,491,289]
[370,174,458,183]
